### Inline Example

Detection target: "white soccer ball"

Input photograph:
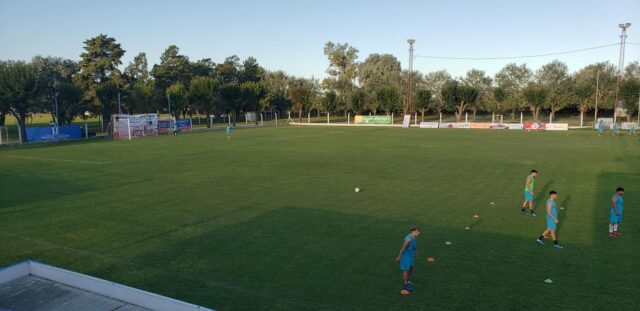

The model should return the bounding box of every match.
[354,187,360,193]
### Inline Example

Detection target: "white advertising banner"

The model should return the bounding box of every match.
[402,115,411,128]
[490,123,523,130]
[439,122,470,129]
[545,123,569,131]
[419,122,440,128]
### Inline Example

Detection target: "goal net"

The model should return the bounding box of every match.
[111,113,159,140]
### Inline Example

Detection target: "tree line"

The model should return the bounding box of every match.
[0,35,639,143]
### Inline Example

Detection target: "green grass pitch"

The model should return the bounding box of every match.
[1,127,639,310]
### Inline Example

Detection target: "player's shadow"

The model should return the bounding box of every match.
[556,195,571,235]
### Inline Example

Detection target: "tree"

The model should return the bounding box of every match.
[462,69,492,120]
[216,55,240,84]
[124,52,150,83]
[151,45,192,110]
[574,66,598,126]
[0,61,8,126]
[95,80,119,127]
[523,83,547,121]
[486,86,508,115]
[287,78,315,123]
[262,71,291,112]
[219,83,241,125]
[376,86,400,115]
[56,82,85,125]
[414,89,433,121]
[347,88,366,114]
[240,81,266,124]
[495,63,532,118]
[357,54,401,111]
[424,70,451,115]
[32,56,79,124]
[189,76,220,128]
[75,34,125,129]
[165,82,188,119]
[536,60,573,121]
[191,58,216,78]
[619,76,640,121]
[441,80,478,122]
[239,57,264,83]
[129,79,155,113]
[323,42,359,112]
[0,61,45,143]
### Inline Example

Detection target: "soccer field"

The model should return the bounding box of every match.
[1,127,639,310]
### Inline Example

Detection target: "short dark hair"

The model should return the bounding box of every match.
[549,190,557,195]
[616,187,624,192]
[409,226,420,233]
[531,169,538,173]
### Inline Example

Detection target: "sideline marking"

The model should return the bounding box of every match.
[3,155,111,165]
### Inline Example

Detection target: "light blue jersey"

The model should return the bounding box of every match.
[546,198,557,230]
[610,194,623,223]
[226,126,231,136]
[598,121,605,133]
[400,234,417,271]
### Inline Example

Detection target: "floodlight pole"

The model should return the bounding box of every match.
[614,22,631,123]
[407,39,415,116]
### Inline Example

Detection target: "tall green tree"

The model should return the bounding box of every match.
[0,61,46,142]
[287,78,315,122]
[240,81,267,124]
[75,34,125,128]
[376,86,400,115]
[424,70,451,115]
[0,61,10,126]
[216,55,240,84]
[323,42,359,112]
[189,76,220,128]
[95,80,119,126]
[191,58,216,78]
[56,82,85,125]
[347,88,366,114]
[523,83,547,121]
[151,45,191,113]
[129,79,155,113]
[495,63,532,118]
[619,77,640,121]
[239,57,264,83]
[33,56,79,124]
[262,71,291,112]
[462,69,492,120]
[441,80,479,122]
[124,52,150,83]
[536,60,573,121]
[165,82,188,119]
[414,89,433,121]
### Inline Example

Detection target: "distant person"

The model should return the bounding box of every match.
[172,122,178,136]
[521,170,538,216]
[609,187,624,237]
[536,191,563,249]
[597,120,605,136]
[629,123,637,135]
[396,226,419,294]
[226,126,231,142]
[611,122,619,136]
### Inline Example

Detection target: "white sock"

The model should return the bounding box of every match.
[609,224,614,233]
[613,223,619,232]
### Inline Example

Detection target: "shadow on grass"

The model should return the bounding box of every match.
[72,207,635,311]
[0,168,96,209]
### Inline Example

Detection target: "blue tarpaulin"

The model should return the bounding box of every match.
[26,125,82,142]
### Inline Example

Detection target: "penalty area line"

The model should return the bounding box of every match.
[3,155,111,165]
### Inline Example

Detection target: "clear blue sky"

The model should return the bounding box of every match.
[1,0,639,79]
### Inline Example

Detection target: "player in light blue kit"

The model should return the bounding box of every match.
[521,170,537,216]
[611,122,619,136]
[226,126,231,143]
[609,187,624,237]
[597,120,605,136]
[536,191,563,249]
[396,226,419,294]
[629,123,637,135]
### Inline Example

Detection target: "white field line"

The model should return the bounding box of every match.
[3,155,111,165]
